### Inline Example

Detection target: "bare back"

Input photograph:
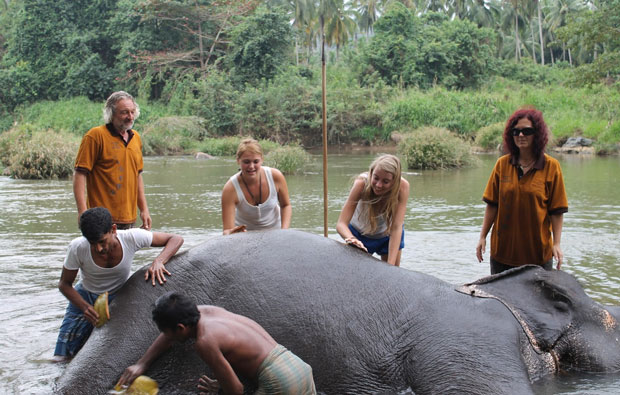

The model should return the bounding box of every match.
[195,306,277,382]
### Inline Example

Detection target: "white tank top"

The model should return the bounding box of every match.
[350,200,388,238]
[230,166,281,230]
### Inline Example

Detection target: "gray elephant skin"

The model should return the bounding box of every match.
[55,230,620,394]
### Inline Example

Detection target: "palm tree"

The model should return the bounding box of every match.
[544,0,585,65]
[323,0,358,58]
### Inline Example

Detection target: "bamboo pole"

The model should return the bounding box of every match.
[321,16,328,238]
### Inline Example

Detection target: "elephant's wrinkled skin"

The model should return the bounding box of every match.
[56,230,620,394]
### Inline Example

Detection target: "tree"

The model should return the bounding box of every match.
[227,7,294,86]
[557,0,620,84]
[0,0,118,112]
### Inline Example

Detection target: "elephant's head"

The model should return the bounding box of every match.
[459,265,620,374]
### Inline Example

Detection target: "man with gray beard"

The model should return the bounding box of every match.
[73,91,151,230]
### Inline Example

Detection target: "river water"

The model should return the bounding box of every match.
[0,150,619,394]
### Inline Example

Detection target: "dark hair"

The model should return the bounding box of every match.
[79,207,113,243]
[503,107,549,159]
[152,291,200,331]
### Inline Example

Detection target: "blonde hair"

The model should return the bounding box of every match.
[358,154,402,235]
[236,138,263,160]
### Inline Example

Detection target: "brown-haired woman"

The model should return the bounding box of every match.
[221,139,291,235]
[476,107,568,274]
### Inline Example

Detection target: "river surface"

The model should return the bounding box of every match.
[1,150,619,394]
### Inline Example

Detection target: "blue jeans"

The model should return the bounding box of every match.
[348,224,405,256]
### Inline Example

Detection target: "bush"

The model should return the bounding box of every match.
[398,127,478,169]
[141,116,209,156]
[264,145,311,174]
[475,122,504,151]
[2,129,79,179]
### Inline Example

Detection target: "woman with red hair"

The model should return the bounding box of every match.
[476,107,568,274]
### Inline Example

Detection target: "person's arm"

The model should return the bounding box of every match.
[221,181,245,235]
[144,232,184,286]
[196,340,244,395]
[137,173,151,230]
[336,178,367,252]
[58,267,99,326]
[272,169,291,229]
[73,171,88,226]
[385,179,410,266]
[116,333,174,388]
[476,204,498,263]
[551,213,564,270]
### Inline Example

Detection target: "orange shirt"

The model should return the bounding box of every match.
[483,153,568,266]
[74,125,143,224]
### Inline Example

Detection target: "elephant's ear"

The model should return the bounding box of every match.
[457,265,578,352]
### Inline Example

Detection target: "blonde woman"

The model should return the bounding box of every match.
[336,154,410,266]
[221,139,291,235]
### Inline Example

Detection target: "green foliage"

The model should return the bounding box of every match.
[188,71,240,136]
[264,145,311,174]
[351,126,391,144]
[0,0,119,111]
[141,116,209,156]
[196,137,280,157]
[383,87,511,139]
[398,127,479,170]
[353,8,496,90]
[496,59,569,85]
[475,122,505,151]
[558,0,620,86]
[6,97,102,136]
[227,6,293,87]
[0,127,79,179]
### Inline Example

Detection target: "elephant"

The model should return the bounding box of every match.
[55,229,620,394]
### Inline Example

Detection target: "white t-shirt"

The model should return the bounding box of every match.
[64,229,153,294]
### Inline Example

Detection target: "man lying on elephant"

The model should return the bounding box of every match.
[53,207,184,361]
[116,291,317,394]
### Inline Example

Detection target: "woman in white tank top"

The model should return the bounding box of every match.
[221,139,292,235]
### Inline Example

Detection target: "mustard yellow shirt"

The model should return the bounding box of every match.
[483,153,568,266]
[74,124,143,224]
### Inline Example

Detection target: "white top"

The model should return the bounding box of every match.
[230,166,281,230]
[350,200,388,238]
[63,229,153,294]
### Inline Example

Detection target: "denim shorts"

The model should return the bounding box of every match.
[348,224,405,256]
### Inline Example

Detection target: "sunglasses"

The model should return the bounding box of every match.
[511,127,536,136]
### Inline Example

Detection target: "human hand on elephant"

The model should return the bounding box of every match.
[145,259,171,286]
[223,225,247,235]
[115,363,146,389]
[197,374,220,394]
[344,236,368,252]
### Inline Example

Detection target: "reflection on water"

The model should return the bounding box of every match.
[1,152,619,393]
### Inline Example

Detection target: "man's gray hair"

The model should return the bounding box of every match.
[103,91,140,124]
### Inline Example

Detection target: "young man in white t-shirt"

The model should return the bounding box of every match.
[53,207,184,361]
